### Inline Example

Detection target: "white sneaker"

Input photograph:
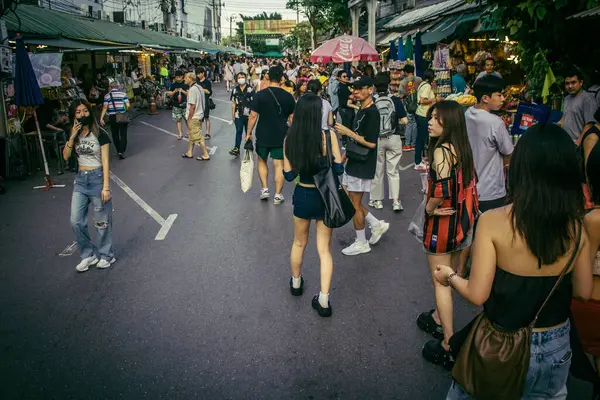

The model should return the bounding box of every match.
[96,258,116,269]
[274,194,285,205]
[76,256,98,273]
[414,162,427,171]
[342,240,371,256]
[368,200,383,209]
[260,188,270,200]
[393,201,404,212]
[369,221,390,245]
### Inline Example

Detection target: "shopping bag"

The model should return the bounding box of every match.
[240,149,254,193]
[408,196,426,243]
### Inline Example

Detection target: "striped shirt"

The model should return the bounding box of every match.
[103,90,129,115]
[423,148,479,254]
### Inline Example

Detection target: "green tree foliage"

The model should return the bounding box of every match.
[282,21,312,52]
[475,0,600,97]
[286,0,351,50]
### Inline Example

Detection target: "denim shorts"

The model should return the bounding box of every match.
[293,185,325,220]
[446,319,571,400]
[74,168,104,197]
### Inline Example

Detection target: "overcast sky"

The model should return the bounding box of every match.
[221,0,305,37]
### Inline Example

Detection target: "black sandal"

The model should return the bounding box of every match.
[417,309,444,340]
[422,339,455,371]
[182,154,193,159]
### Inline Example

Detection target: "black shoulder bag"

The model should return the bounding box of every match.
[344,110,370,161]
[313,132,356,228]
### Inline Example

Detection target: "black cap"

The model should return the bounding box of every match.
[175,70,184,77]
[351,76,374,88]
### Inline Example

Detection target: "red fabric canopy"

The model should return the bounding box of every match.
[310,35,380,64]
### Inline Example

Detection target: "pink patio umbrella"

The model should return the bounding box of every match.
[310,35,380,64]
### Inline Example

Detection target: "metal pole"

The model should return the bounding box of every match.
[296,1,300,56]
[244,34,247,54]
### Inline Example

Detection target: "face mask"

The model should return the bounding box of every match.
[77,115,92,126]
[238,78,246,85]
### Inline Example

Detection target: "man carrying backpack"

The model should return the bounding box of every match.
[369,73,408,212]
[398,64,422,152]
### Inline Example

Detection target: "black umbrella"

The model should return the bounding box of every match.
[14,34,58,190]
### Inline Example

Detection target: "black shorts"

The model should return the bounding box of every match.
[293,185,325,220]
[203,108,210,121]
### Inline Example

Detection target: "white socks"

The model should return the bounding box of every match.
[356,229,367,243]
[365,212,381,228]
[318,292,329,308]
[292,276,302,289]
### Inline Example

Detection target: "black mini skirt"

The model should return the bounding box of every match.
[292,185,325,220]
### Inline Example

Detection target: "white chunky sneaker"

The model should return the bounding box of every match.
[369,221,390,245]
[76,256,99,273]
[342,240,371,256]
[96,258,116,269]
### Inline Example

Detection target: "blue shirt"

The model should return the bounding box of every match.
[452,74,467,94]
[103,90,129,115]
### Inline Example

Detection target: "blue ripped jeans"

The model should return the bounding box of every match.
[446,319,571,400]
[70,168,114,261]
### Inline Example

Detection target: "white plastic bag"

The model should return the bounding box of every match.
[240,149,254,193]
[408,197,426,243]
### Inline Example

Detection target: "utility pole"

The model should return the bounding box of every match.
[230,15,234,39]
[296,1,300,56]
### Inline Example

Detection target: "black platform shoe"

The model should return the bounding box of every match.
[290,277,304,296]
[417,309,444,340]
[311,295,332,318]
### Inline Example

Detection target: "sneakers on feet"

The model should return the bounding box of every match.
[369,221,390,245]
[274,194,285,205]
[96,257,116,269]
[260,188,270,200]
[342,240,371,256]
[393,201,404,212]
[368,200,383,209]
[229,147,240,157]
[311,295,332,317]
[76,256,98,272]
[414,162,427,171]
[402,145,412,152]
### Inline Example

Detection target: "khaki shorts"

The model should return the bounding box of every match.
[188,119,205,145]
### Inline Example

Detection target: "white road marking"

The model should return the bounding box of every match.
[59,241,78,257]
[109,172,178,241]
[139,121,217,154]
[211,115,233,124]
[400,162,415,171]
[213,98,229,104]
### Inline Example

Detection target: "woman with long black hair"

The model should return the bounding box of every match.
[435,124,593,398]
[416,101,479,367]
[283,94,344,318]
[62,101,115,272]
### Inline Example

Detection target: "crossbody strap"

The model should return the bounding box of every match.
[324,130,333,168]
[529,223,583,328]
[266,87,283,117]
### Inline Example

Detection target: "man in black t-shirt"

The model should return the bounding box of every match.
[196,67,213,140]
[337,70,358,130]
[229,72,254,157]
[334,76,390,256]
[246,64,295,204]
[167,70,189,140]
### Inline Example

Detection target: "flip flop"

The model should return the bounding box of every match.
[196,156,210,161]
[182,154,193,159]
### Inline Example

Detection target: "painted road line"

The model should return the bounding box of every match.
[213,98,229,104]
[59,241,78,257]
[110,172,178,241]
[400,162,415,171]
[211,115,233,124]
[139,121,217,154]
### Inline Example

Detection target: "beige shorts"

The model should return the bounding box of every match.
[188,119,205,145]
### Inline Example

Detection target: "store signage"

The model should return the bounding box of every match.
[519,113,534,130]
[265,38,280,46]
[335,36,355,62]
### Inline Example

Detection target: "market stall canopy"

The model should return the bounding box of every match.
[421,12,482,45]
[310,35,379,63]
[263,50,283,58]
[567,5,600,19]
[23,37,137,52]
[1,4,223,53]
[376,22,436,47]
[383,0,465,30]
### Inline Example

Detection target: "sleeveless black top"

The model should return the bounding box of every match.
[483,268,572,330]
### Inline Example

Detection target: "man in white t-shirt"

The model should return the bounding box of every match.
[182,72,210,161]
[475,57,502,81]
[465,74,514,213]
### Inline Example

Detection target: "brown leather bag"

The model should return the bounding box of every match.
[109,93,130,124]
[452,224,582,400]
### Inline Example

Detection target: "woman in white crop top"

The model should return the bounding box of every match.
[572,138,600,375]
[62,101,116,272]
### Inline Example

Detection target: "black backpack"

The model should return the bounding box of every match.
[405,81,424,114]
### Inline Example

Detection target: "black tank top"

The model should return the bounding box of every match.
[483,268,572,330]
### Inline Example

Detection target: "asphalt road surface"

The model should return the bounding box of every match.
[0,83,592,399]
